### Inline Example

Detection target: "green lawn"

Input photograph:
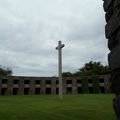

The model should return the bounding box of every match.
[0,94,115,120]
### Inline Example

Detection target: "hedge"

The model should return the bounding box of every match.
[92,75,100,93]
[81,77,89,93]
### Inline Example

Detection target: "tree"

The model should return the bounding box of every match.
[62,61,111,77]
[78,61,111,76]
[62,72,73,77]
[0,65,12,77]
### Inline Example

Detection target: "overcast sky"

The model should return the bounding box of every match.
[0,0,109,76]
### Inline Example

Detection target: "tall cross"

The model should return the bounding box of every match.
[56,41,65,99]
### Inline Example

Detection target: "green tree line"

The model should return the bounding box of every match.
[62,61,111,77]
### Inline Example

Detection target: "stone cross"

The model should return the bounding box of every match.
[56,41,65,99]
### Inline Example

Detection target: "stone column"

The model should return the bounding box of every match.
[19,78,24,95]
[72,78,77,94]
[40,79,45,94]
[51,78,56,95]
[7,77,13,95]
[103,0,120,119]
[63,78,66,94]
[104,75,111,93]
[29,79,35,95]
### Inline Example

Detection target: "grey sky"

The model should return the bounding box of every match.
[0,0,109,76]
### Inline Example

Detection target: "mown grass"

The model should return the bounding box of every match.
[0,94,115,120]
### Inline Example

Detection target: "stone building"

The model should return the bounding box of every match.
[0,75,110,95]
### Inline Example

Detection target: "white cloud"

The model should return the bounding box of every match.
[0,0,109,76]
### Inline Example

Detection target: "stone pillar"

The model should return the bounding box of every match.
[63,78,66,94]
[51,78,56,95]
[104,75,111,93]
[19,78,24,95]
[103,0,120,119]
[7,77,13,95]
[40,79,45,94]
[29,79,35,95]
[72,78,77,94]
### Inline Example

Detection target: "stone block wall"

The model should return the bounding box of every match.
[0,75,110,95]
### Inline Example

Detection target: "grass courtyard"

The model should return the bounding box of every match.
[0,94,115,120]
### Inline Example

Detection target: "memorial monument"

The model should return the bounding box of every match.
[56,41,65,99]
[103,0,120,119]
